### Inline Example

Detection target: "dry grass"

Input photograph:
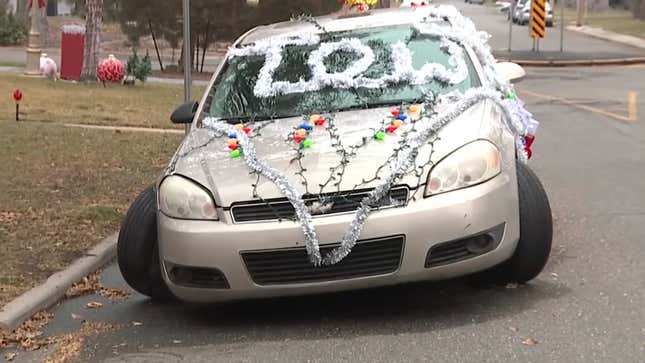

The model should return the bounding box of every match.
[0,121,182,306]
[0,73,205,129]
[0,61,24,67]
[560,7,645,39]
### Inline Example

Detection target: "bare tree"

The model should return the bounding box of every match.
[634,0,645,19]
[81,0,103,81]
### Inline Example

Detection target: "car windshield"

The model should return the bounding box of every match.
[204,24,480,123]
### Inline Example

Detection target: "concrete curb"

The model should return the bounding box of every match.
[498,57,645,67]
[64,123,185,134]
[0,233,118,331]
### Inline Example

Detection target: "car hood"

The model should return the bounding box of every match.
[170,102,493,207]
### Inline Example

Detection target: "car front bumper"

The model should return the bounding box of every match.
[521,13,553,23]
[158,170,520,303]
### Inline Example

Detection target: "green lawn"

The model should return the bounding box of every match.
[0,121,182,306]
[0,61,25,67]
[560,7,645,39]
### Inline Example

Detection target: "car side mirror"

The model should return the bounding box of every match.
[494,62,526,83]
[170,102,199,124]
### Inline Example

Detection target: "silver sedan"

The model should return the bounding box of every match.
[117,6,552,302]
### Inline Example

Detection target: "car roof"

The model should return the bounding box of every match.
[238,6,445,45]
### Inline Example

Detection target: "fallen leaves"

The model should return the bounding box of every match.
[1,311,119,363]
[0,312,54,351]
[85,301,103,309]
[65,272,130,301]
[43,321,116,363]
[522,337,539,346]
[65,273,101,299]
[0,211,22,225]
[99,287,130,301]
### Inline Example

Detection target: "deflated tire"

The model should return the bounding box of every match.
[117,186,174,300]
[473,162,553,284]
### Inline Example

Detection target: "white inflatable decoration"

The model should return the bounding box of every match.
[194,5,540,266]
[40,53,58,80]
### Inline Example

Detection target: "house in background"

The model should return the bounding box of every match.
[6,0,18,14]
[6,0,74,16]
[47,0,74,16]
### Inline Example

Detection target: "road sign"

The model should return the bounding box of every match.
[530,0,546,39]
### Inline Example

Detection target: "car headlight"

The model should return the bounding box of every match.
[159,175,218,220]
[424,140,501,197]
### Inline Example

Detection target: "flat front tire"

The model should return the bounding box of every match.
[117,186,174,300]
[473,162,553,284]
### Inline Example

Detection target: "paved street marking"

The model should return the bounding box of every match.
[522,89,639,122]
[628,92,638,121]
[531,0,546,39]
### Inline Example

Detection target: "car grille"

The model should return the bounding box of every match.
[241,236,405,285]
[230,187,409,223]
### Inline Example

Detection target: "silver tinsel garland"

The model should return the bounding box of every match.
[197,5,539,265]
[227,25,469,97]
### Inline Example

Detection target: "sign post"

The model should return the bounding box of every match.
[508,0,514,54]
[13,89,23,121]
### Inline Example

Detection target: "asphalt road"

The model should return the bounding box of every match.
[454,1,645,58]
[4,3,645,363]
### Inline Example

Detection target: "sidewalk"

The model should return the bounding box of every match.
[456,2,645,66]
[493,24,645,65]
[566,25,645,51]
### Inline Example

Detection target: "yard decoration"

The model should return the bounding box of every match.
[97,55,125,84]
[126,52,153,84]
[13,89,22,121]
[60,24,86,80]
[40,53,58,80]
[179,5,540,266]
[343,0,378,12]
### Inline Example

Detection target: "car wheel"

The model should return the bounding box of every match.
[472,162,552,285]
[117,186,174,300]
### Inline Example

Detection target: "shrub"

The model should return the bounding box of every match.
[126,51,153,83]
[0,13,27,46]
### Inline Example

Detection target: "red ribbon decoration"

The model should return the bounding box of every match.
[28,0,47,9]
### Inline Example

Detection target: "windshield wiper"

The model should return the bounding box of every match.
[221,112,301,124]
[333,100,417,113]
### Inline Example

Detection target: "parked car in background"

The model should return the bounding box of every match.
[496,1,511,12]
[511,0,528,22]
[465,0,485,4]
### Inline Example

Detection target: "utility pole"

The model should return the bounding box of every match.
[508,0,514,54]
[182,0,192,134]
[558,0,564,52]
[576,0,583,26]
